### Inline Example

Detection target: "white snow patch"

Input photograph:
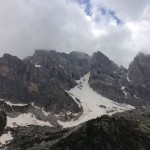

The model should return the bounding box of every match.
[58,73,134,128]
[0,99,28,106]
[7,113,53,127]
[59,65,64,68]
[31,102,51,116]
[42,108,51,116]
[127,73,131,82]
[121,86,127,97]
[134,95,139,99]
[67,112,72,115]
[35,65,41,68]
[0,131,13,145]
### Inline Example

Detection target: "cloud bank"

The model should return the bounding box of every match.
[0,0,150,67]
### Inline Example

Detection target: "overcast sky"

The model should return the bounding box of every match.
[0,0,150,67]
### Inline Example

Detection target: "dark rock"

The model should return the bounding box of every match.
[127,52,150,105]
[89,51,126,103]
[24,50,91,89]
[89,51,150,106]
[0,53,80,114]
[0,110,7,136]
[6,125,78,150]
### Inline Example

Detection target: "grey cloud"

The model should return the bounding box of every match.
[0,0,150,68]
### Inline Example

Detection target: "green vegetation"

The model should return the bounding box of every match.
[51,115,150,150]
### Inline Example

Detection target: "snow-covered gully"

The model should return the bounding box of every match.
[58,72,134,127]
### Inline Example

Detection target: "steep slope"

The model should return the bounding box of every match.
[52,108,150,150]
[89,51,150,106]
[1,50,150,150]
[89,51,128,103]
[58,73,134,128]
[127,52,150,105]
[24,50,91,89]
[0,53,80,114]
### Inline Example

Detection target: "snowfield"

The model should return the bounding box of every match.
[7,113,53,127]
[0,99,28,106]
[0,131,13,145]
[58,73,135,127]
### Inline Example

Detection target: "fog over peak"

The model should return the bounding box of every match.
[0,0,150,67]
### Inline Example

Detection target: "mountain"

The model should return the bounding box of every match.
[1,50,150,149]
[24,50,91,89]
[89,51,150,106]
[0,53,81,114]
[89,51,127,103]
[127,52,150,105]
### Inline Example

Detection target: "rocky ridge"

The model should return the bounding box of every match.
[1,50,150,149]
[89,51,150,106]
[0,53,82,114]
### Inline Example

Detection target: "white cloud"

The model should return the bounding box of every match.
[0,0,150,67]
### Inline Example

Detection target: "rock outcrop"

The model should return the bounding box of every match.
[127,52,150,105]
[89,51,150,106]
[89,51,127,103]
[24,50,91,89]
[0,110,7,136]
[0,53,80,114]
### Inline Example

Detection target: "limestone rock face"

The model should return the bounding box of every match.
[128,52,150,86]
[89,51,150,106]
[89,51,126,103]
[0,53,81,114]
[127,52,150,105]
[24,50,91,89]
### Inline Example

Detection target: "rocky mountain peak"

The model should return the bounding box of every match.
[1,53,22,65]
[69,51,91,59]
[89,51,126,103]
[133,52,150,66]
[0,54,25,77]
[91,51,119,72]
[128,52,150,86]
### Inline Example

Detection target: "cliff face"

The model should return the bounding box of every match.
[89,51,150,106]
[0,53,81,114]
[24,50,91,90]
[128,52,150,86]
[127,52,150,105]
[89,51,127,103]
